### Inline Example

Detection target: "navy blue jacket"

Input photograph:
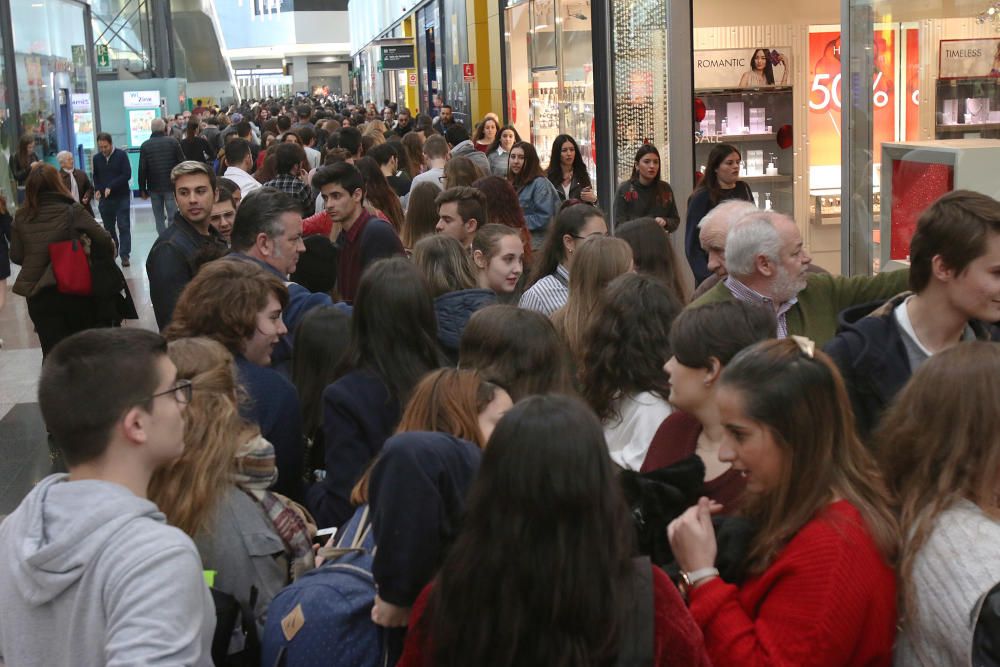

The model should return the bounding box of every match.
[92,148,132,199]
[824,292,1000,443]
[146,213,228,329]
[309,369,401,529]
[138,131,185,194]
[369,432,481,606]
[433,288,496,362]
[235,354,305,502]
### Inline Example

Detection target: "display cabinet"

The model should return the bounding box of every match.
[694,86,795,216]
[935,77,1000,139]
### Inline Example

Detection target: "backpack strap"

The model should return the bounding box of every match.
[615,556,654,667]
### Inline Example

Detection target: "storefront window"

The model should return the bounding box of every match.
[417,4,444,118]
[847,0,1000,275]
[11,0,97,171]
[611,0,669,184]
[504,0,596,181]
[441,0,470,120]
[693,2,841,272]
[0,16,15,202]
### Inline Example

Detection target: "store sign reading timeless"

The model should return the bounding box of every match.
[694,47,793,89]
[938,38,1000,79]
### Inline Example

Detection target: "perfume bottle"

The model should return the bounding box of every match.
[764,193,772,211]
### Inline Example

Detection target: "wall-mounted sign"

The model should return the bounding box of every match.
[381,44,415,70]
[463,63,476,82]
[123,90,160,108]
[71,93,91,113]
[694,47,792,90]
[408,72,417,86]
[939,38,1000,79]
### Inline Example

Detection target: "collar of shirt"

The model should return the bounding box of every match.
[724,276,798,338]
[555,263,569,286]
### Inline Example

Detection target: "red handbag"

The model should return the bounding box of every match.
[48,237,93,296]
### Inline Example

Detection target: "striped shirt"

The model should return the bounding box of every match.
[519,264,570,317]
[724,276,797,339]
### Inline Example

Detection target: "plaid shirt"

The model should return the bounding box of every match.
[264,174,313,217]
[724,276,797,339]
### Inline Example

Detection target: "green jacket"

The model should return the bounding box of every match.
[689,269,911,346]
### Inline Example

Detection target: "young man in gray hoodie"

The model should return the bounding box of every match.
[0,328,215,666]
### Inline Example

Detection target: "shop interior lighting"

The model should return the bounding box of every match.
[976,2,1000,26]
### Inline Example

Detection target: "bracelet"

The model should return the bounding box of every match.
[682,567,720,587]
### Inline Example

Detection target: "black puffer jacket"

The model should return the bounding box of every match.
[433,288,497,362]
[138,131,185,194]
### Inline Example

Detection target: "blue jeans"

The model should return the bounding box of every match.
[98,195,132,260]
[150,191,177,235]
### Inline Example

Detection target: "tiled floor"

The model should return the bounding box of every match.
[0,200,160,514]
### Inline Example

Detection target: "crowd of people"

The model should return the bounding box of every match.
[0,95,999,667]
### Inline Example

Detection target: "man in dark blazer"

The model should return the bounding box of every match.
[56,151,94,216]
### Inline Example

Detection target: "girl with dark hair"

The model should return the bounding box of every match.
[508,141,560,248]
[355,156,404,232]
[180,118,213,163]
[668,338,898,666]
[546,134,597,205]
[739,48,788,87]
[519,204,608,316]
[579,273,682,470]
[614,144,680,231]
[472,175,531,263]
[616,217,691,303]
[10,164,117,356]
[310,258,444,529]
[398,395,712,667]
[642,301,776,511]
[878,344,1000,665]
[471,117,499,153]
[486,124,521,177]
[459,304,575,402]
[291,306,352,473]
[402,182,441,251]
[685,143,753,284]
[9,133,41,198]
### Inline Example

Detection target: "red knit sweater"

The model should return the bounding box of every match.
[398,565,712,667]
[688,500,897,666]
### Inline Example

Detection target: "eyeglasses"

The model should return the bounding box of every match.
[149,379,193,405]
[572,232,608,240]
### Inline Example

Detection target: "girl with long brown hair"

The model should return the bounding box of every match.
[9,133,41,197]
[879,342,1000,666]
[550,235,633,365]
[668,337,899,666]
[356,156,404,232]
[507,141,560,249]
[472,175,532,264]
[150,337,315,633]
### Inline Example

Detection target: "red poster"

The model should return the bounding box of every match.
[905,28,920,141]
[808,30,896,168]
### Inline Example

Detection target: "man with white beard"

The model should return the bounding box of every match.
[689,210,909,345]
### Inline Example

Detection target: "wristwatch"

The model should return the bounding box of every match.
[679,567,720,602]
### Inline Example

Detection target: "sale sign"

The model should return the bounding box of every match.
[905,28,920,141]
[808,28,897,169]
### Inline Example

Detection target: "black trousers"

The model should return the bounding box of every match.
[26,288,98,357]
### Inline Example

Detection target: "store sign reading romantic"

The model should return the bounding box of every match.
[694,47,792,89]
[938,39,1000,79]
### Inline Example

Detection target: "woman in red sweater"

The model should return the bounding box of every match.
[643,301,776,513]
[398,395,711,667]
[668,337,899,667]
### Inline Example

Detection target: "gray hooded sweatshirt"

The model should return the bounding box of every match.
[0,474,215,666]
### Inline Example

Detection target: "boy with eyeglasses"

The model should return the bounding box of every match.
[0,328,215,666]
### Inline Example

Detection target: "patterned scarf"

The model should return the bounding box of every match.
[233,434,315,578]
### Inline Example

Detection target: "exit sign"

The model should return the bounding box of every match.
[96,44,110,69]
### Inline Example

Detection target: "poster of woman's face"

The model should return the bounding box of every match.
[693,47,791,90]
